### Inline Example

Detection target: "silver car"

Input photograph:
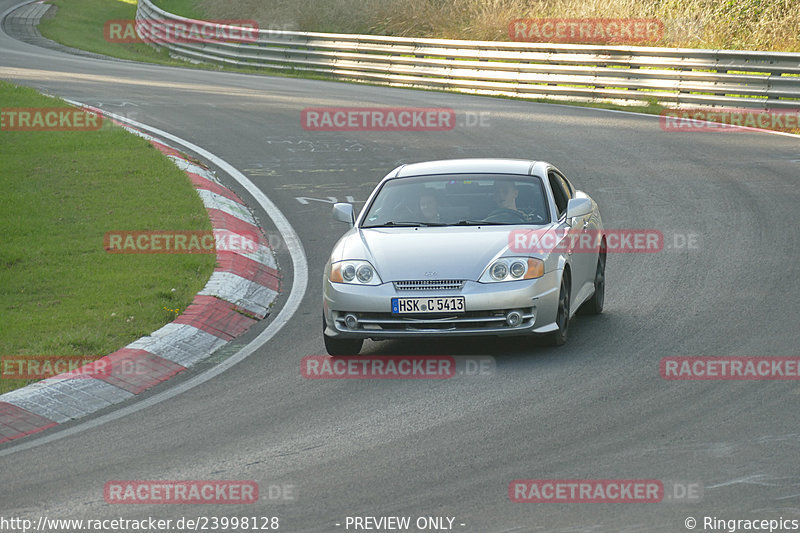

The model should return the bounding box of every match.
[322,158,605,355]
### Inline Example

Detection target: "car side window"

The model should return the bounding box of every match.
[548,171,569,218]
[556,173,574,200]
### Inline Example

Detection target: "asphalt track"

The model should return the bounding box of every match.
[2,3,800,531]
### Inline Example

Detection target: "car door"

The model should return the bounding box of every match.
[548,169,595,309]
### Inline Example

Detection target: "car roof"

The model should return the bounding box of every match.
[395,158,540,177]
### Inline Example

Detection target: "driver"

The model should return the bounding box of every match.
[418,191,441,223]
[490,180,530,221]
[493,181,520,211]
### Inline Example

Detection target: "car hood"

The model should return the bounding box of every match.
[334,225,554,281]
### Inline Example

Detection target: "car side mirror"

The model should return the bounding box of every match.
[566,197,592,220]
[332,203,355,227]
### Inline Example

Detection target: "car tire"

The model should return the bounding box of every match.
[323,315,363,356]
[547,274,571,346]
[578,247,605,316]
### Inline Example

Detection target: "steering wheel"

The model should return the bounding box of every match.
[485,208,529,223]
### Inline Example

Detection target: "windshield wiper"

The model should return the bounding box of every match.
[363,221,446,228]
[453,219,509,226]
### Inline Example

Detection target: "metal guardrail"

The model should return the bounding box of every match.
[136,0,800,109]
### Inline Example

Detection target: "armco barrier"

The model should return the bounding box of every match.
[136,0,800,109]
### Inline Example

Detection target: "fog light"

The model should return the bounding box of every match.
[506,310,522,327]
[344,313,359,329]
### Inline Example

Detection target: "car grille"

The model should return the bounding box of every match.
[393,279,465,291]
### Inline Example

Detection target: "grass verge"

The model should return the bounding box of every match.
[37,0,331,79]
[38,0,191,65]
[190,0,800,52]
[0,80,215,395]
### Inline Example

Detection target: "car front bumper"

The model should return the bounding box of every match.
[323,270,562,339]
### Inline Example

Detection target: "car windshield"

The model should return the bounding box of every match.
[361,174,550,228]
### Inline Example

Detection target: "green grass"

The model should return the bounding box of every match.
[37,0,335,79]
[196,0,800,52]
[38,0,192,65]
[0,81,215,394]
[153,0,205,20]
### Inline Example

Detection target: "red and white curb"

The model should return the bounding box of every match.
[0,112,280,443]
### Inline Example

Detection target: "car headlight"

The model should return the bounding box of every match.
[490,262,508,280]
[330,260,382,285]
[479,257,544,282]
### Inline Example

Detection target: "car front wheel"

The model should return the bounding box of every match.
[578,248,605,316]
[547,274,571,346]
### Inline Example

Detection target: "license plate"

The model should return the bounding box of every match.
[391,297,465,314]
